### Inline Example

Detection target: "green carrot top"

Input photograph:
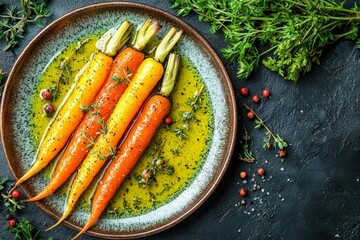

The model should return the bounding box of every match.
[159,53,180,97]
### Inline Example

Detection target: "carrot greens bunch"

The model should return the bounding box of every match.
[171,0,360,81]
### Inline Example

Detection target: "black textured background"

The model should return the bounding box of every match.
[1,1,360,240]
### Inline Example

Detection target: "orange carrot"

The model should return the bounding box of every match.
[13,21,133,189]
[46,27,182,231]
[72,53,180,239]
[24,19,161,202]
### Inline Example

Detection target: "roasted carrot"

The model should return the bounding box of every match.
[13,21,133,189]
[47,27,183,231]
[24,19,161,202]
[72,53,180,239]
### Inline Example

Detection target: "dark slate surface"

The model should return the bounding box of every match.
[1,1,360,239]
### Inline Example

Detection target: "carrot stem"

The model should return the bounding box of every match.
[154,27,183,63]
[133,18,161,51]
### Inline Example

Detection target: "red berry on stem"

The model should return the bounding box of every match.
[164,117,172,125]
[257,168,265,176]
[8,219,16,227]
[279,150,286,157]
[240,87,249,96]
[11,189,21,199]
[262,89,271,98]
[246,111,254,119]
[239,188,247,196]
[252,95,260,103]
[240,171,247,179]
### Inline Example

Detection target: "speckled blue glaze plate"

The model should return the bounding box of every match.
[1,2,237,239]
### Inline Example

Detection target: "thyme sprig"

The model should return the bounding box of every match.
[1,178,24,213]
[137,139,174,188]
[0,0,51,51]
[173,85,204,140]
[111,66,133,88]
[171,0,360,81]
[2,193,25,213]
[244,103,288,150]
[239,125,255,162]
[48,38,89,100]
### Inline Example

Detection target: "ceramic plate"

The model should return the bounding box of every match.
[1,2,237,239]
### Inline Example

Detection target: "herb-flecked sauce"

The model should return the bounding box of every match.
[30,34,214,218]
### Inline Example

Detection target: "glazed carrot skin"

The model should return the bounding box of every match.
[72,53,180,239]
[13,21,133,189]
[47,58,164,231]
[75,95,171,238]
[14,53,113,188]
[24,48,144,202]
[47,27,183,231]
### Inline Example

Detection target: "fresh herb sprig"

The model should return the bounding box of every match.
[173,85,204,140]
[7,219,41,240]
[239,125,255,162]
[48,38,89,100]
[171,0,360,81]
[244,103,288,150]
[0,0,51,51]
[2,193,25,213]
[137,140,174,188]
[0,178,24,213]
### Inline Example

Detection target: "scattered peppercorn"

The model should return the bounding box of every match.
[142,171,151,180]
[279,149,286,157]
[11,189,21,199]
[262,89,271,98]
[42,103,55,117]
[240,199,246,205]
[164,117,172,125]
[257,167,265,176]
[240,87,249,96]
[240,171,247,179]
[239,188,247,196]
[40,89,51,100]
[252,95,260,103]
[8,219,16,227]
[246,111,254,119]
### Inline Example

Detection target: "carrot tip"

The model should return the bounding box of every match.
[46,215,67,231]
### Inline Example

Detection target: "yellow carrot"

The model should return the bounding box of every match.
[47,27,183,231]
[12,21,133,188]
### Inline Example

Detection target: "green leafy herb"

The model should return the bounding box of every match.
[7,219,41,240]
[171,0,360,81]
[244,103,288,150]
[79,102,99,114]
[172,85,204,140]
[0,0,51,51]
[46,38,89,100]
[173,127,188,140]
[137,140,174,188]
[239,125,255,162]
[2,193,24,213]
[82,132,96,148]
[111,66,133,88]
[96,118,108,135]
[0,176,6,189]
